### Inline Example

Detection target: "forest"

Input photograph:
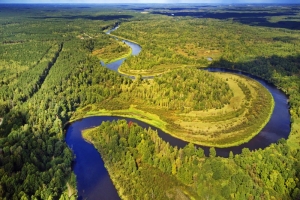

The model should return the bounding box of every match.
[0,4,132,199]
[0,3,300,200]
[83,119,300,199]
[113,6,300,75]
[133,68,233,111]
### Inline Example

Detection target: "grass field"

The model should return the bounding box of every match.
[287,118,300,150]
[71,104,169,132]
[118,64,185,77]
[73,71,274,148]
[118,64,202,77]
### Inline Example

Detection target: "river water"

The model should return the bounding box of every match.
[65,26,290,200]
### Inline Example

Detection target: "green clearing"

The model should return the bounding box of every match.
[118,63,187,77]
[75,68,274,147]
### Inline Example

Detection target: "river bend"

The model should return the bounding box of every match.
[65,26,290,200]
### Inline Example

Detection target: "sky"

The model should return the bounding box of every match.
[0,0,299,4]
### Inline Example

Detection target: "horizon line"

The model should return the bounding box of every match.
[0,2,299,4]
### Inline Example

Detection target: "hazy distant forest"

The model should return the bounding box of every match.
[1,3,300,200]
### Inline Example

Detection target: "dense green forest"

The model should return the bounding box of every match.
[1,3,300,200]
[113,11,300,75]
[83,120,300,199]
[0,5,134,199]
[133,68,233,111]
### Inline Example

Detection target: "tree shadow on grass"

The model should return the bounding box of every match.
[209,54,300,85]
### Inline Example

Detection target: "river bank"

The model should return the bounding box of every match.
[65,24,291,200]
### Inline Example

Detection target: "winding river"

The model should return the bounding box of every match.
[65,26,290,200]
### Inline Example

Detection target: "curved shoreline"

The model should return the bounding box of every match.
[65,23,291,200]
[99,46,132,65]
[71,25,287,149]
[70,71,275,148]
[109,33,141,47]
